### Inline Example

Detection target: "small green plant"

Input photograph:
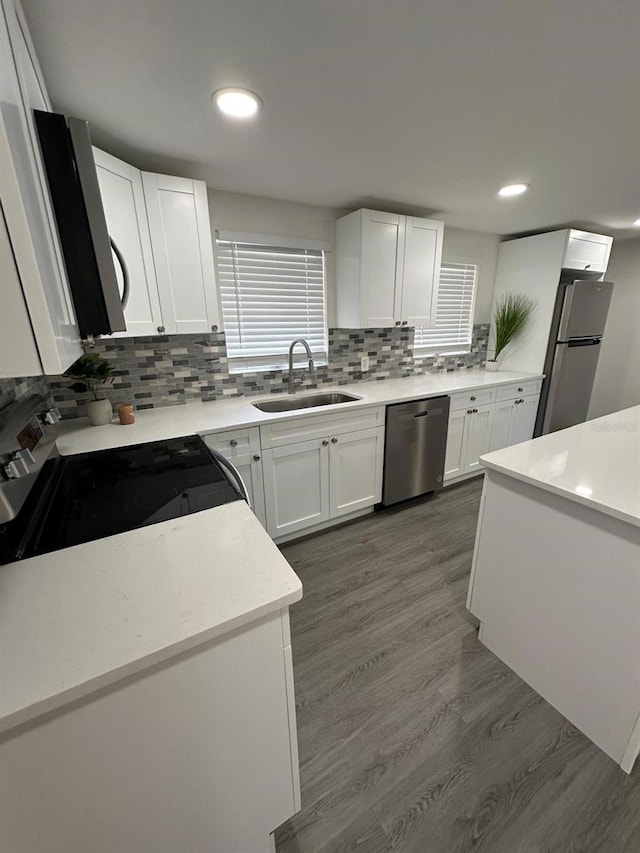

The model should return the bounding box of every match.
[64,353,114,401]
[492,292,536,361]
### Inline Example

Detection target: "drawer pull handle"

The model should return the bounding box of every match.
[473,408,478,413]
[395,321,401,326]
[470,396,476,401]
[467,409,473,414]
[230,439,238,447]
[331,437,338,444]
[518,387,523,392]
[253,454,260,461]
[322,439,329,446]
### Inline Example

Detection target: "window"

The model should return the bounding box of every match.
[216,233,328,373]
[414,262,477,354]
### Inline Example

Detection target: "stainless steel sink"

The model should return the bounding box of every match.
[252,392,361,413]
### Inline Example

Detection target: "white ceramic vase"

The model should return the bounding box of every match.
[485,360,499,372]
[86,398,112,426]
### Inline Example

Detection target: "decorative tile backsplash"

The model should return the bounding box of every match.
[0,375,52,413]
[47,325,489,419]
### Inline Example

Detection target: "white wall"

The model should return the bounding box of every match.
[208,189,499,327]
[589,238,640,418]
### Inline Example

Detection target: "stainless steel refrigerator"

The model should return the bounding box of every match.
[536,276,614,435]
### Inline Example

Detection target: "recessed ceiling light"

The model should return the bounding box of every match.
[212,88,261,118]
[498,183,530,198]
[633,218,640,227]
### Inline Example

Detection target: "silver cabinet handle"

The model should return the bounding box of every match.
[211,324,218,332]
[230,439,238,447]
[253,454,260,461]
[157,325,165,334]
[470,396,476,401]
[518,387,523,392]
[467,408,473,414]
[395,321,401,326]
[401,320,408,325]
[331,437,338,443]
[473,408,478,413]
[322,439,329,446]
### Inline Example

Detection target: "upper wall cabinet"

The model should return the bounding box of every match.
[562,229,612,274]
[336,208,444,328]
[94,150,221,338]
[142,173,220,335]
[0,0,81,376]
[93,148,162,338]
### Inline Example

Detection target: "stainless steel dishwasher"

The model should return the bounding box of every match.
[382,396,450,506]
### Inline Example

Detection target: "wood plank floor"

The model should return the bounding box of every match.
[274,478,640,853]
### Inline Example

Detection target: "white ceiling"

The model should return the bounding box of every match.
[22,0,640,237]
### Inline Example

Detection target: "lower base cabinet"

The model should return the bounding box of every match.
[0,609,299,853]
[489,395,540,452]
[444,404,494,482]
[203,428,267,528]
[262,427,384,539]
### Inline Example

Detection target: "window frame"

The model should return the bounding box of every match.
[215,230,330,374]
[413,259,479,356]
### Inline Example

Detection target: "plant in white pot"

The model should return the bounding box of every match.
[486,292,536,371]
[64,353,114,425]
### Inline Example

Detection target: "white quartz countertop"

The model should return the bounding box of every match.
[480,405,640,528]
[56,369,542,455]
[0,501,302,734]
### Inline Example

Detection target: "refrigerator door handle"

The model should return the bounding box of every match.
[567,337,601,347]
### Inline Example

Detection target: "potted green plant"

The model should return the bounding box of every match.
[64,353,114,425]
[486,292,536,371]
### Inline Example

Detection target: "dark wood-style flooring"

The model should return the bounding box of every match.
[275,479,640,853]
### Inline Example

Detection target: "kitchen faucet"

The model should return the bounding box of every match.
[288,339,315,394]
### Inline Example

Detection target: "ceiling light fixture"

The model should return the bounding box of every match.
[498,183,530,198]
[212,88,261,118]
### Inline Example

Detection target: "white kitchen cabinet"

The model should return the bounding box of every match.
[489,394,540,452]
[444,408,467,480]
[329,426,383,517]
[0,0,81,375]
[263,438,330,538]
[562,229,612,273]
[203,427,267,528]
[142,172,220,335]
[262,417,385,540]
[93,148,162,337]
[507,395,539,446]
[336,208,443,328]
[444,404,493,483]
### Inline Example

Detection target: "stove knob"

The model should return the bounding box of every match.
[43,408,61,425]
[4,456,30,479]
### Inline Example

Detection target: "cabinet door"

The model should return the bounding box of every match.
[399,216,444,327]
[563,231,612,273]
[507,395,540,447]
[0,1,81,374]
[94,149,163,337]
[360,210,401,327]
[142,172,220,334]
[231,452,267,529]
[462,404,494,475]
[329,427,383,518]
[444,408,467,481]
[488,399,514,452]
[262,439,329,538]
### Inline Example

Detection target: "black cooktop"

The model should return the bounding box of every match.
[1,435,242,562]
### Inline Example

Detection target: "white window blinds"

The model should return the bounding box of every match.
[414,262,477,353]
[216,238,328,372]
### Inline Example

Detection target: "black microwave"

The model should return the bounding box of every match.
[33,109,126,338]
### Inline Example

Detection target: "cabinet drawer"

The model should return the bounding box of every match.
[202,426,260,456]
[450,388,496,411]
[495,379,542,402]
[260,406,384,449]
